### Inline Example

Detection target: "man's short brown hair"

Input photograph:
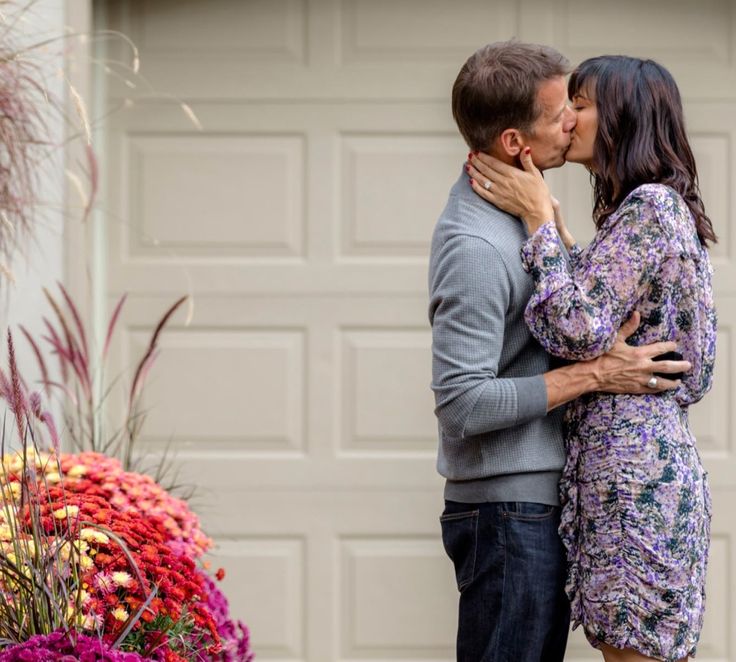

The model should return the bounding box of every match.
[452,41,570,151]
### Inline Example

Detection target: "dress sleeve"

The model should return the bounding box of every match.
[520,189,672,361]
[567,243,583,267]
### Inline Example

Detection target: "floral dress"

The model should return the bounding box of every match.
[520,184,716,661]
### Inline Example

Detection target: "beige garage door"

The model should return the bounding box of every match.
[93,1,735,660]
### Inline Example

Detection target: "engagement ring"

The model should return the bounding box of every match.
[484,180,492,190]
[647,376,658,389]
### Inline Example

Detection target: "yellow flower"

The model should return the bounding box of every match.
[111,571,132,587]
[58,541,72,561]
[112,607,129,622]
[79,554,94,570]
[45,472,62,484]
[2,482,21,500]
[53,505,80,520]
[80,528,109,544]
[67,465,88,478]
[81,613,102,630]
[0,525,12,541]
[32,451,49,467]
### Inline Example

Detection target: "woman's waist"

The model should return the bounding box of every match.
[570,390,684,411]
[565,392,689,434]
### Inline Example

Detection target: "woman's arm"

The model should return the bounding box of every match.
[520,186,674,361]
[550,196,577,252]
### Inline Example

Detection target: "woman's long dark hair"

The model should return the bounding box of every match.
[569,56,717,246]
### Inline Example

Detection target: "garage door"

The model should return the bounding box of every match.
[95,1,735,659]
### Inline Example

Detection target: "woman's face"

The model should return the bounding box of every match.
[566,84,598,170]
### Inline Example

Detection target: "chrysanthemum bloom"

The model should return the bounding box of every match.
[0,631,149,661]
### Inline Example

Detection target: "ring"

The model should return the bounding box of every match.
[647,376,658,389]
[483,180,492,191]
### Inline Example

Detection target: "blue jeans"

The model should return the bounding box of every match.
[440,500,570,662]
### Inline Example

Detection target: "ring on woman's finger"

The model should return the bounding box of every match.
[646,376,658,389]
[483,179,492,191]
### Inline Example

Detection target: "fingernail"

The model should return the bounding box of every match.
[467,152,472,160]
[524,147,531,154]
[464,164,470,172]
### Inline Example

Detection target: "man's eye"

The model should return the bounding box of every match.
[573,106,584,111]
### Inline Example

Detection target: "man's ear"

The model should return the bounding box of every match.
[498,129,525,157]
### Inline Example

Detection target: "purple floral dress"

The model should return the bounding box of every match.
[520,184,716,661]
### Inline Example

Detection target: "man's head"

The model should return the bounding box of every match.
[452,41,574,170]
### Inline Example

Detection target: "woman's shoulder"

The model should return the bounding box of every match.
[616,183,701,257]
[619,183,684,214]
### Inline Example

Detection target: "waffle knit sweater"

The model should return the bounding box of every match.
[428,169,566,505]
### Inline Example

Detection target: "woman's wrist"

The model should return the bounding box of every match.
[524,211,554,234]
[560,229,576,250]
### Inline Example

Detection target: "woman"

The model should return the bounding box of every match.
[466,56,717,662]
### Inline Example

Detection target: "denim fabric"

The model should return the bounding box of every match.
[440,500,570,662]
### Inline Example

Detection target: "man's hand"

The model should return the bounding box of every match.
[588,312,691,394]
[543,312,691,411]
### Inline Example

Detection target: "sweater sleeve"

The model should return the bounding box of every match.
[429,234,548,438]
[520,186,672,361]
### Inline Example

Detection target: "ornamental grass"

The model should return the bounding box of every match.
[0,327,254,660]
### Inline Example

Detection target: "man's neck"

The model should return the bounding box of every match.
[486,148,516,168]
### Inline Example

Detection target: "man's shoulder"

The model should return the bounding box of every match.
[434,186,527,255]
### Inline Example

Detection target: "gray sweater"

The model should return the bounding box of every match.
[428,170,566,505]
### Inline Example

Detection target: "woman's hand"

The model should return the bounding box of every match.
[467,148,554,234]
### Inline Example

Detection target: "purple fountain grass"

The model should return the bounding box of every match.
[0,331,59,454]
[56,282,90,364]
[7,331,29,445]
[103,294,127,362]
[124,295,188,470]
[0,8,52,265]
[19,285,191,480]
[128,295,188,406]
[18,325,50,399]
[81,143,99,225]
[42,286,92,403]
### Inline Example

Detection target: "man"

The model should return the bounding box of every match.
[429,41,690,662]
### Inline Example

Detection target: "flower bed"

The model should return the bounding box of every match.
[0,448,254,661]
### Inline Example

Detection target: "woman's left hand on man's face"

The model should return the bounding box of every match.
[466,149,554,233]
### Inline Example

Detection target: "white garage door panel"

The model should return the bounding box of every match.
[104,1,736,103]
[128,134,305,258]
[112,295,442,483]
[174,489,456,661]
[97,0,736,659]
[103,101,461,296]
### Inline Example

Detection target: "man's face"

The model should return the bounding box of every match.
[521,76,576,171]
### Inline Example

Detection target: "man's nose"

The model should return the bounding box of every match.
[563,107,577,131]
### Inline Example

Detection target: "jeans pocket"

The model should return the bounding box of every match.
[502,503,556,522]
[439,509,479,592]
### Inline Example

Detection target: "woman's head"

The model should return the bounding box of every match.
[567,55,716,246]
